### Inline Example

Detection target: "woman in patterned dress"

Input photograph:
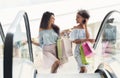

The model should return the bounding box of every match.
[69,10,95,73]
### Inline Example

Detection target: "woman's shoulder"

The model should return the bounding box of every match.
[39,28,44,31]
[73,26,78,29]
[39,28,54,33]
[73,26,84,29]
[39,28,48,32]
[71,26,85,33]
[39,28,45,35]
[70,26,77,31]
[70,26,78,33]
[71,26,81,31]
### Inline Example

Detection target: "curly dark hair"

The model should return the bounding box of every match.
[77,10,90,19]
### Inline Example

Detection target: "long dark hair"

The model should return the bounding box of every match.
[40,11,60,35]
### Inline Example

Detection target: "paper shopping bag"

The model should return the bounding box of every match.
[82,41,94,57]
[79,44,88,65]
[62,38,73,57]
[57,38,68,64]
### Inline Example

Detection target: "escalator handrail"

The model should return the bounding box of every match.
[4,33,13,78]
[3,11,33,78]
[5,11,34,62]
[93,10,120,49]
[97,63,117,78]
[0,22,5,43]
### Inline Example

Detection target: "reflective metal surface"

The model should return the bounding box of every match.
[94,10,120,78]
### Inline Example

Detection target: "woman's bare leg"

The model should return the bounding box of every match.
[51,60,60,73]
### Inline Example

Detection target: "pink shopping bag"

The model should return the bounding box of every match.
[82,41,94,57]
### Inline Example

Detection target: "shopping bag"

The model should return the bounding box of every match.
[62,37,73,57]
[57,38,68,64]
[79,44,88,65]
[82,41,94,57]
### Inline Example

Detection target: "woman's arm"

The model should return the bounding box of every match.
[85,25,90,39]
[32,40,40,46]
[72,39,86,44]
[72,39,95,44]
[83,19,90,39]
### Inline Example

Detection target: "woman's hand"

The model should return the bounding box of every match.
[31,38,40,46]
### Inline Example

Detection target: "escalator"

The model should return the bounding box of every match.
[1,11,37,78]
[93,10,120,78]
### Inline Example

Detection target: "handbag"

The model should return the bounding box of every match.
[79,44,88,65]
[82,41,94,57]
[62,37,73,57]
[57,38,68,64]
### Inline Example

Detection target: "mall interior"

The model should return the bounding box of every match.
[1,0,120,78]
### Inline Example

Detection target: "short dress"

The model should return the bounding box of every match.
[39,29,58,68]
[69,29,86,69]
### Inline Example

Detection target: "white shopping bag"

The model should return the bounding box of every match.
[62,37,73,57]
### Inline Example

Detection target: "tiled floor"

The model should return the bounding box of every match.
[36,73,101,78]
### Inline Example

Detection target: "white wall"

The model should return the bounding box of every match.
[0,0,120,37]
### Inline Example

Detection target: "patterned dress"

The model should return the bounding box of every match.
[69,29,86,69]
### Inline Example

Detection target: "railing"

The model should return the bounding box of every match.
[3,11,34,78]
[93,10,120,78]
[0,22,5,43]
[93,10,120,49]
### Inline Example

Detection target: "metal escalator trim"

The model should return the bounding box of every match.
[4,33,13,78]
[7,11,34,62]
[93,10,120,49]
[97,62,118,78]
[0,22,5,43]
[23,12,33,62]
[95,69,108,78]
